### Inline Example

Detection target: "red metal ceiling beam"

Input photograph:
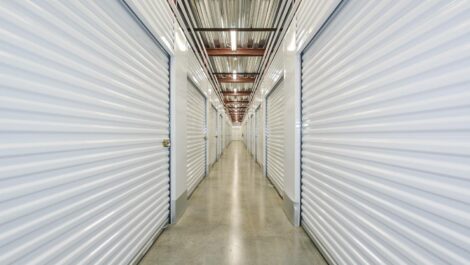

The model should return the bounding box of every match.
[207,48,265,57]
[214,72,259,76]
[193,28,277,32]
[218,77,256,83]
[222,91,252,96]
[224,100,249,104]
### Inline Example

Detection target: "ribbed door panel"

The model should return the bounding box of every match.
[209,105,217,166]
[0,1,170,264]
[217,114,222,159]
[301,1,470,264]
[246,117,251,152]
[186,81,206,195]
[256,107,263,165]
[266,80,285,194]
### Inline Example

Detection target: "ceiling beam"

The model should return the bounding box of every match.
[213,72,259,75]
[222,91,252,96]
[193,28,277,32]
[207,48,265,57]
[228,107,247,110]
[224,100,249,104]
[218,77,255,83]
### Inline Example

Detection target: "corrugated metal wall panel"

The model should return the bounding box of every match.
[186,80,206,196]
[266,79,285,194]
[209,105,218,166]
[256,106,263,165]
[250,114,256,157]
[301,1,470,264]
[224,120,231,148]
[246,117,251,152]
[124,0,174,54]
[217,114,223,159]
[0,1,170,264]
[295,0,341,51]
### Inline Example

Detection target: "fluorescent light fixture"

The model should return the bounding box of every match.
[233,70,237,80]
[230,30,237,51]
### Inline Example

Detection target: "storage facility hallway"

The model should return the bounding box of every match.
[139,141,326,265]
[2,0,470,264]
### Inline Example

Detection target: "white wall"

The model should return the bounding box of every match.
[170,25,189,222]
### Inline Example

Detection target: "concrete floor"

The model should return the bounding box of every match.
[139,141,327,265]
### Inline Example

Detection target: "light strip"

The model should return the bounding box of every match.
[230,30,237,51]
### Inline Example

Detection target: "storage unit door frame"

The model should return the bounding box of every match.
[300,1,470,265]
[0,1,171,264]
[186,78,207,196]
[265,78,285,196]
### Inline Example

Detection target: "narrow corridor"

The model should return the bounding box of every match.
[139,141,326,265]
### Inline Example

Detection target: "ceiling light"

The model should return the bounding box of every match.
[230,30,237,51]
[233,70,237,80]
[234,88,237,93]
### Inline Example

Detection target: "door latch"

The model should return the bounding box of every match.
[162,138,171,148]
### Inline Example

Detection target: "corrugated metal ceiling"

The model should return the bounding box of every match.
[189,0,280,49]
[170,0,298,122]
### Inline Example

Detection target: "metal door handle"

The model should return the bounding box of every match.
[162,138,171,147]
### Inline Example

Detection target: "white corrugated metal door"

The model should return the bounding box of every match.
[247,116,253,154]
[251,114,256,157]
[256,106,263,165]
[266,79,285,194]
[224,120,230,148]
[217,114,223,159]
[0,1,170,264]
[186,80,206,196]
[242,123,247,146]
[209,105,217,166]
[245,119,250,150]
[301,1,470,265]
[221,116,225,153]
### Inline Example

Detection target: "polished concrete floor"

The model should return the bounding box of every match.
[139,141,327,265]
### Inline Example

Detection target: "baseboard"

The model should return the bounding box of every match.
[282,192,300,226]
[171,190,187,224]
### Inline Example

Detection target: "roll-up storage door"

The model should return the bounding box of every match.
[256,106,263,165]
[244,119,248,148]
[217,114,223,159]
[0,1,170,264]
[251,114,256,157]
[224,121,230,148]
[246,117,251,151]
[186,79,206,196]
[209,105,217,166]
[301,1,470,265]
[266,79,285,195]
